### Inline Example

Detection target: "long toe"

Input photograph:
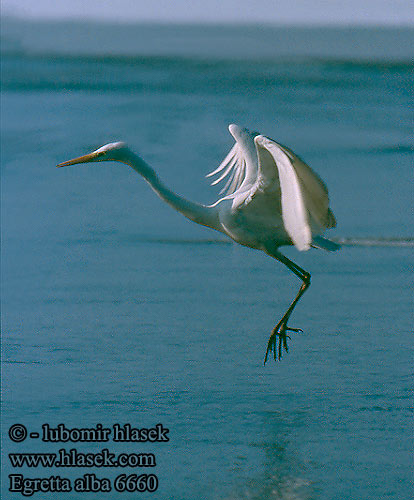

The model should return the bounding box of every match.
[286,327,303,333]
[264,334,276,365]
[278,337,282,360]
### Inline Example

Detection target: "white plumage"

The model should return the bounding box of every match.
[207,125,337,253]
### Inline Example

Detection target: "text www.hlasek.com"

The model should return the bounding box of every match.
[9,448,155,468]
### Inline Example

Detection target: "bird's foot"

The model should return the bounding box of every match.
[264,319,303,364]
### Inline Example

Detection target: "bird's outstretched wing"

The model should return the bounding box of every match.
[276,141,336,229]
[206,124,259,198]
[254,135,335,251]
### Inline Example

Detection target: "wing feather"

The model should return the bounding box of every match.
[206,143,247,196]
[209,152,239,186]
[276,143,333,231]
[206,143,238,178]
[255,135,312,251]
[221,160,241,194]
[206,124,259,198]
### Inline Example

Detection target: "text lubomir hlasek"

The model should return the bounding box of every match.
[41,423,169,442]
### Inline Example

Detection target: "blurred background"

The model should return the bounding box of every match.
[1,2,413,499]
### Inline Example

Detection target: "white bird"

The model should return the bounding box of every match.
[57,124,339,363]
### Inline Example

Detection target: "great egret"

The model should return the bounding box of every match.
[57,124,339,363]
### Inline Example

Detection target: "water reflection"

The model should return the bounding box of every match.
[224,411,315,500]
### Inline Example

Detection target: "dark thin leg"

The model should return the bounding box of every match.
[264,250,311,364]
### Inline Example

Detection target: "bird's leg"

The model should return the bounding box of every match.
[264,251,311,364]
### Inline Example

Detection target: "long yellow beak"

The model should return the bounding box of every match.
[57,151,104,168]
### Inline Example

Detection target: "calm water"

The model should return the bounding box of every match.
[1,19,413,499]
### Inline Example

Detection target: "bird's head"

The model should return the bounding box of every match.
[57,142,130,167]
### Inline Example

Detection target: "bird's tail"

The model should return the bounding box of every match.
[311,235,341,251]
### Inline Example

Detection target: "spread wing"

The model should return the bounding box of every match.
[206,124,259,199]
[254,135,335,251]
[276,141,336,229]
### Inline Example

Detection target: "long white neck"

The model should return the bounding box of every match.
[119,149,221,232]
